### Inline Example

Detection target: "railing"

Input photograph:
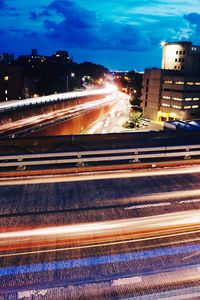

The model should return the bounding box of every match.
[0,145,200,169]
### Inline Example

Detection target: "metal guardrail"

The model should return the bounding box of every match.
[0,145,200,169]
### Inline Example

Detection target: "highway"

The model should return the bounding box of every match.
[86,91,130,134]
[1,165,200,298]
[0,83,117,113]
[0,91,123,138]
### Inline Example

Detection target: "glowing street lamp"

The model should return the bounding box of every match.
[66,73,75,92]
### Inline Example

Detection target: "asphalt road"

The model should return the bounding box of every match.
[1,166,200,298]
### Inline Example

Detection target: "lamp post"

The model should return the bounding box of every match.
[66,73,75,92]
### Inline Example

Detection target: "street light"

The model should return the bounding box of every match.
[66,73,75,92]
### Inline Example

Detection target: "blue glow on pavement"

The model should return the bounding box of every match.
[0,243,200,277]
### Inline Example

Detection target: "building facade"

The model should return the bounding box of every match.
[142,42,200,121]
[162,41,200,75]
[0,65,23,102]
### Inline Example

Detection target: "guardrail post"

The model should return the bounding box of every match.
[184,146,191,160]
[130,150,140,163]
[76,154,84,167]
[17,157,26,171]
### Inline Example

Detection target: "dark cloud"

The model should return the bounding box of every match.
[29,11,38,21]
[184,13,200,25]
[40,0,154,52]
[0,0,6,10]
[24,31,39,39]
[10,28,39,39]
[0,2,18,17]
[184,13,200,41]
[48,0,97,29]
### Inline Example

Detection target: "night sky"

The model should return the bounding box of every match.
[1,0,200,71]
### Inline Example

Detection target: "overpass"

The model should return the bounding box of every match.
[0,83,118,137]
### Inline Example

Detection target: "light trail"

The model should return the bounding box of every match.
[1,210,200,239]
[0,91,120,134]
[1,227,200,259]
[87,92,129,134]
[2,164,200,186]
[1,210,200,253]
[0,83,118,112]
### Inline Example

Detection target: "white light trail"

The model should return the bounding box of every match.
[1,210,200,240]
[0,83,118,112]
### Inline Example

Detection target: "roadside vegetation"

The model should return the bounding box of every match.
[123,89,148,129]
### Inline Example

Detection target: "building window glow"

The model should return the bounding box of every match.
[175,81,184,85]
[161,103,170,107]
[164,80,172,84]
[4,76,9,81]
[185,98,192,101]
[171,105,181,109]
[187,82,194,85]
[192,105,199,108]
[184,106,191,109]
[172,97,182,101]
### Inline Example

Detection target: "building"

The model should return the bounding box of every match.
[162,41,200,75]
[0,65,23,102]
[0,53,14,64]
[142,41,200,121]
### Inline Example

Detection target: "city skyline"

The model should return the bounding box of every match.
[1,0,200,70]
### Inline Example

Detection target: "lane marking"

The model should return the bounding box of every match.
[125,202,171,210]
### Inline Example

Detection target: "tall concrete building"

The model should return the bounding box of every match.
[142,41,200,121]
[162,41,200,75]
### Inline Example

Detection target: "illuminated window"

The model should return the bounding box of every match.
[192,105,199,108]
[187,82,194,85]
[193,98,199,100]
[172,97,182,101]
[163,96,171,99]
[195,82,200,85]
[164,80,172,84]
[161,103,170,107]
[4,76,9,81]
[172,105,181,109]
[185,98,192,101]
[184,106,191,109]
[175,81,184,85]
[5,90,7,94]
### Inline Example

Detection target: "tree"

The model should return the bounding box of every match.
[123,108,143,129]
[129,88,141,107]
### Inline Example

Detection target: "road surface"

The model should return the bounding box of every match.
[1,166,200,298]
